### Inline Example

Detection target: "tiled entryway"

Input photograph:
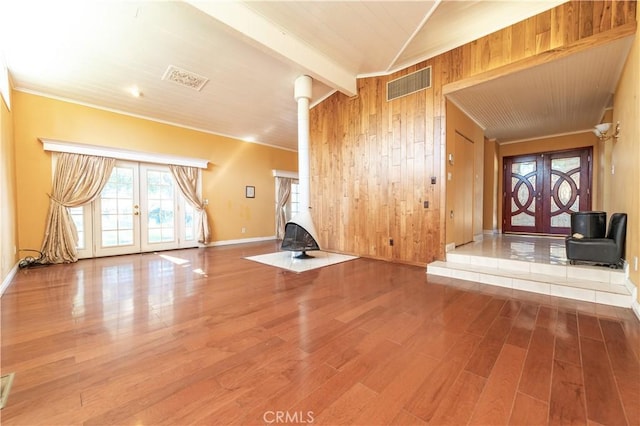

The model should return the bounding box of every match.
[428,234,636,308]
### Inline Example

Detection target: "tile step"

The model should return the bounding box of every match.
[427,260,634,308]
[445,253,627,285]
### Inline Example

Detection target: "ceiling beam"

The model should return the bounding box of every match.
[386,0,442,73]
[185,0,357,97]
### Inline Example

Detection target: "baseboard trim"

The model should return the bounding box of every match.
[209,236,276,247]
[0,263,19,297]
[632,298,640,323]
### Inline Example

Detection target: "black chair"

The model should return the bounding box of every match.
[565,213,627,268]
[570,211,606,238]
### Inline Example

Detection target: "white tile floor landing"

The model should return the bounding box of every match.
[427,234,637,308]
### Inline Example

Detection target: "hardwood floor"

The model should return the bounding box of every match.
[1,241,639,425]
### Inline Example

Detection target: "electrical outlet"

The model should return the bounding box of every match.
[241,227,246,233]
[635,256,638,271]
[424,201,429,208]
[389,238,394,246]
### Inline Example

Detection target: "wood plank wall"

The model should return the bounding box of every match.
[309,0,637,266]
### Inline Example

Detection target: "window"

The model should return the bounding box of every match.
[69,207,86,250]
[288,182,300,220]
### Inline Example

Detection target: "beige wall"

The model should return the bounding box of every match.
[0,84,18,287]
[483,138,499,232]
[611,8,640,299]
[445,101,484,245]
[598,110,615,211]
[12,91,297,253]
[496,132,601,231]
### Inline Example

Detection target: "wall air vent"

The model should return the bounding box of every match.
[162,65,208,91]
[387,66,431,101]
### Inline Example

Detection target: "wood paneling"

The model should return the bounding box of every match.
[309,0,636,265]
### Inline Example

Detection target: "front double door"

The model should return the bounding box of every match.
[71,160,198,258]
[503,148,592,235]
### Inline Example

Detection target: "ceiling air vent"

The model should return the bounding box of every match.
[162,65,208,91]
[387,66,431,101]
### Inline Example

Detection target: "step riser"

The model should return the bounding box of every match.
[427,261,633,308]
[445,253,627,285]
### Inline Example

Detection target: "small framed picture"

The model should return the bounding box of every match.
[245,185,255,198]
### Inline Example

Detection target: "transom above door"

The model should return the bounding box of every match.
[503,148,592,235]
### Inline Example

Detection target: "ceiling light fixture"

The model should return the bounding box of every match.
[593,122,619,141]
[129,86,143,98]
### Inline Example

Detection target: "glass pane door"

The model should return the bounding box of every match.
[504,155,541,234]
[547,150,589,234]
[72,161,200,258]
[94,161,140,257]
[503,148,591,235]
[140,164,179,252]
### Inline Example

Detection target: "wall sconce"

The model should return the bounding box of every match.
[593,122,620,141]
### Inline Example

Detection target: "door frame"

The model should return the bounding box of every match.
[453,132,475,246]
[94,160,141,257]
[502,147,593,235]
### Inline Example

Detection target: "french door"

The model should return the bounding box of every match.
[503,148,592,235]
[71,160,199,258]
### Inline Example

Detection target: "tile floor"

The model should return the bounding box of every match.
[452,233,568,264]
[245,250,358,273]
[428,234,637,309]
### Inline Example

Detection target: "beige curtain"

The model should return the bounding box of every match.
[40,153,115,264]
[169,165,210,244]
[275,177,292,240]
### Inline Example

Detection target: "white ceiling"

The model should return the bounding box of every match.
[1,0,629,151]
[447,36,635,143]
